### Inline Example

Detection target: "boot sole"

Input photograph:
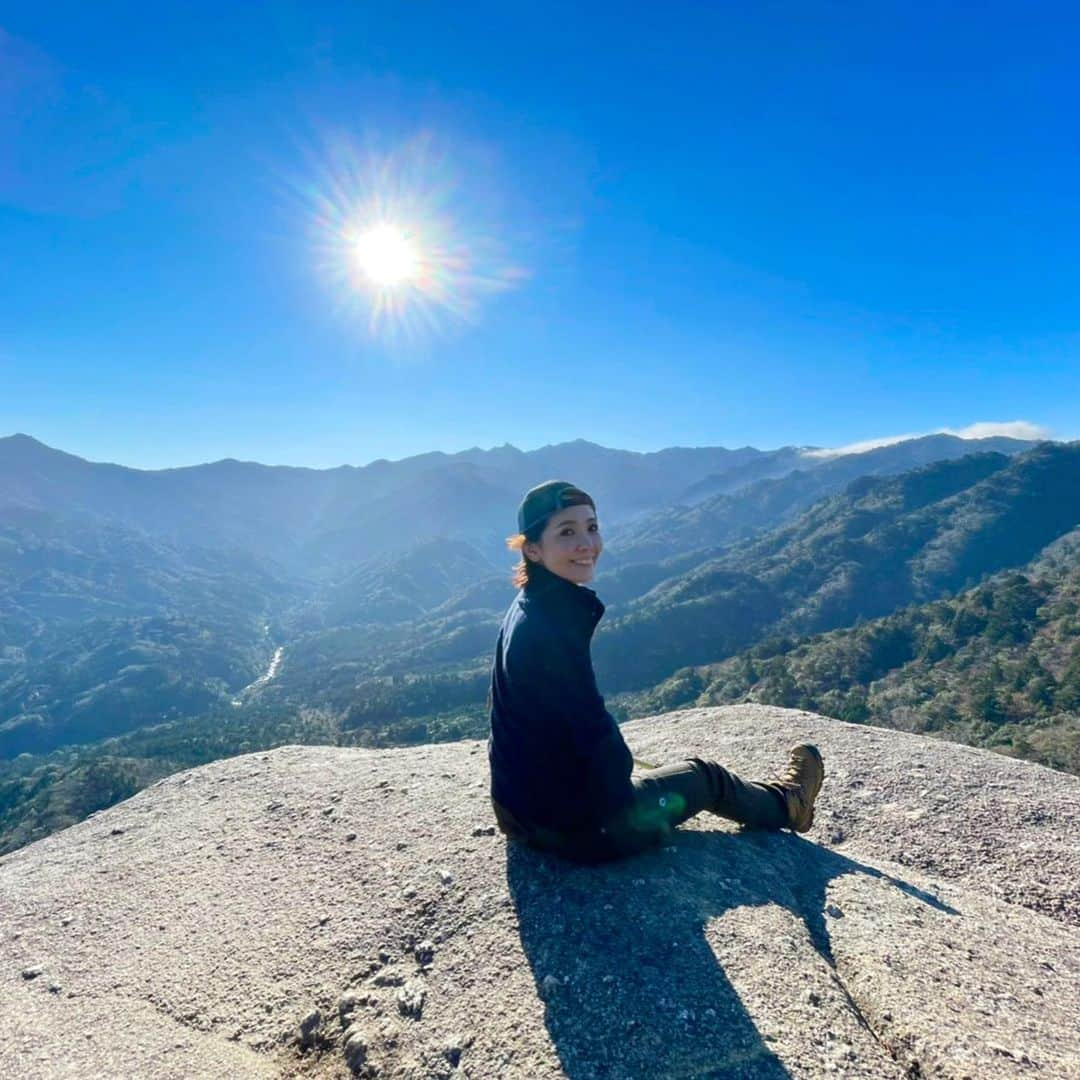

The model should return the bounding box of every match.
[789,745,824,833]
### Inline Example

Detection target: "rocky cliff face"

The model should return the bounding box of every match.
[2,705,1078,1079]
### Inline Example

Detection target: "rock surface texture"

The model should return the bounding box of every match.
[1,705,1078,1079]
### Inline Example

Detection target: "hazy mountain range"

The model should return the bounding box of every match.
[2,431,1077,852]
[0,431,1039,573]
[0,430,1049,750]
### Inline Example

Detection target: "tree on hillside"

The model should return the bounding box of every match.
[71,758,140,818]
[984,575,1045,644]
[1055,645,1080,712]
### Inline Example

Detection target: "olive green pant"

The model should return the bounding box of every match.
[493,758,788,864]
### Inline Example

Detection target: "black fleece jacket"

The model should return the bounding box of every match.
[488,562,634,833]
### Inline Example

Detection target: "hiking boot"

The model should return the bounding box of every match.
[772,744,824,832]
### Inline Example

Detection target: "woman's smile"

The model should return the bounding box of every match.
[525,503,603,584]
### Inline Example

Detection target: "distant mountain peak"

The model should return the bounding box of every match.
[2,433,51,450]
[0,433,89,464]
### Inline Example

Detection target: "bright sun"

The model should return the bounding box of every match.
[311,136,522,338]
[352,223,420,287]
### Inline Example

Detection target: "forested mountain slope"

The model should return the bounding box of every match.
[594,443,1080,691]
[628,530,1080,774]
[0,507,294,756]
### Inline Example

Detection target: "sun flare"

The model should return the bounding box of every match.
[352,223,420,287]
[305,133,525,339]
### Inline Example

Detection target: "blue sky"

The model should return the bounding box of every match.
[2,2,1078,468]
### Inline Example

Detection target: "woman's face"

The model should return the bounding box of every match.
[524,503,603,585]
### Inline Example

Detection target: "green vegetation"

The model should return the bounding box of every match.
[622,534,1080,775]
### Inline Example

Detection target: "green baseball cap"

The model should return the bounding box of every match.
[517,480,595,535]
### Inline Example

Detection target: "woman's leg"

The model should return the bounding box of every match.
[552,759,789,863]
[620,758,787,835]
[493,756,797,864]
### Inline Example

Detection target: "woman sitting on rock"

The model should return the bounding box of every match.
[488,479,824,863]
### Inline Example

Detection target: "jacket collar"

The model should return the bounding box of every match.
[521,561,605,637]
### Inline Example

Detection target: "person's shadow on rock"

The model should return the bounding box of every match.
[506,828,956,1079]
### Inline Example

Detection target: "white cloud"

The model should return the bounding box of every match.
[802,420,1052,460]
[948,421,1049,441]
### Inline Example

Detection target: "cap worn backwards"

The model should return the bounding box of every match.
[517,480,596,536]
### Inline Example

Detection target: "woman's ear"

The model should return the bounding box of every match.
[523,541,541,564]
